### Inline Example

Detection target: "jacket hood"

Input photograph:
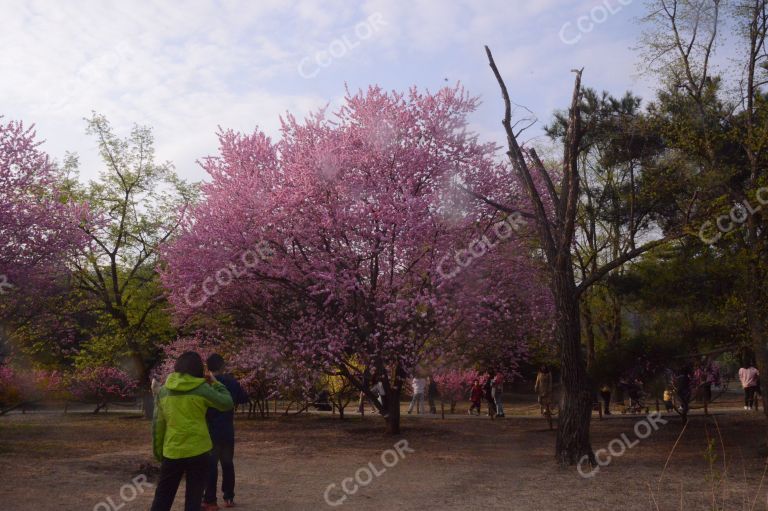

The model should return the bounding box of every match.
[165,372,206,391]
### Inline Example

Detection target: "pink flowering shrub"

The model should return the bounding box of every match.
[68,366,138,413]
[0,362,67,413]
[433,369,480,413]
[0,364,18,410]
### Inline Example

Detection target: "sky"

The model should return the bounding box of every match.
[0,0,740,184]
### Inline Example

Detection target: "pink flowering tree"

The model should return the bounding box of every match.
[0,118,87,316]
[68,366,138,413]
[162,85,549,433]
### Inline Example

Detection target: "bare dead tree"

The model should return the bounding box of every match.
[481,46,689,465]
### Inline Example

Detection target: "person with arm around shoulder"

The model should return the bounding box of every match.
[150,351,234,511]
[203,353,250,510]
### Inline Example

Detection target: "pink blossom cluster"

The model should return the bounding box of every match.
[68,366,138,403]
[433,368,480,404]
[0,118,88,305]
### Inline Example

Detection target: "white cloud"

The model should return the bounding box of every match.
[0,0,741,184]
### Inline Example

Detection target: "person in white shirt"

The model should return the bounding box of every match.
[407,376,426,414]
[370,373,388,417]
[739,362,760,410]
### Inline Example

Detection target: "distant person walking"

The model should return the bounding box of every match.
[535,365,552,415]
[599,384,612,415]
[150,352,234,511]
[407,376,427,414]
[203,353,250,510]
[483,370,496,418]
[371,373,388,416]
[427,375,439,414]
[739,362,760,411]
[492,371,505,418]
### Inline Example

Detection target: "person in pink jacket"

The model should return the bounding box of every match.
[739,362,760,410]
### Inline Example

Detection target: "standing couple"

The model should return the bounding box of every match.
[150,352,249,511]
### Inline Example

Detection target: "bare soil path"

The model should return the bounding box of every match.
[0,410,766,510]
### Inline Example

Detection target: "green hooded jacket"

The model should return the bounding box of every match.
[153,372,234,461]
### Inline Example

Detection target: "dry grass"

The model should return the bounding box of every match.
[0,410,766,510]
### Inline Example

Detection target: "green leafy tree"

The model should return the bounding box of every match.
[67,114,195,414]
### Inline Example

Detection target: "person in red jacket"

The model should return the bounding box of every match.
[468,379,483,415]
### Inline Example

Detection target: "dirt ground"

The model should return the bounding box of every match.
[1,404,767,511]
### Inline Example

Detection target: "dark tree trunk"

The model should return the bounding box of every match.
[385,372,403,435]
[141,391,154,419]
[747,287,768,436]
[128,351,153,419]
[553,270,595,466]
[581,299,596,370]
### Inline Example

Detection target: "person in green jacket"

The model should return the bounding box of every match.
[150,351,234,511]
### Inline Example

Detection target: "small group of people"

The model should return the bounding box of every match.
[150,352,249,511]
[406,375,439,414]
[468,369,505,418]
[592,360,762,418]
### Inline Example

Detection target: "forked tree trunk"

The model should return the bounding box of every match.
[553,271,595,466]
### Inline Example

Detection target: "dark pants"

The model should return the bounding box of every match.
[150,453,209,511]
[746,386,758,407]
[486,396,496,417]
[600,391,611,414]
[205,440,235,504]
[428,395,437,414]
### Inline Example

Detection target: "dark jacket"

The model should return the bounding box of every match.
[483,377,494,400]
[206,373,249,443]
[427,380,439,399]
